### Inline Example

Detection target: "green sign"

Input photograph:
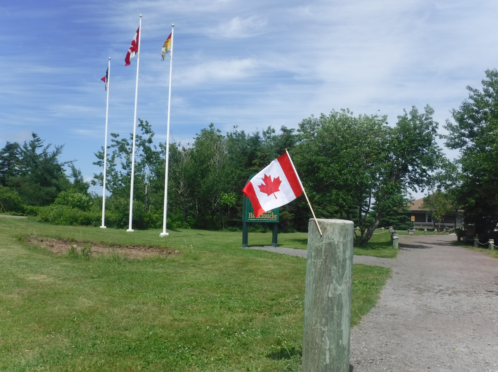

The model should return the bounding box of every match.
[243,196,279,223]
[243,174,279,223]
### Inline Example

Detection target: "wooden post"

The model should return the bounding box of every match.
[302,219,354,372]
[272,223,278,247]
[242,221,249,248]
[489,239,494,251]
[474,237,479,248]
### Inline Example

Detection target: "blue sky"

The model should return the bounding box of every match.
[1,0,498,198]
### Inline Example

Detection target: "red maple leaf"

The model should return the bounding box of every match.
[258,174,282,199]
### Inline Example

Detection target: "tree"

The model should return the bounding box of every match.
[92,119,163,211]
[0,142,20,186]
[293,106,442,245]
[444,69,498,234]
[422,191,451,230]
[7,133,75,206]
[0,185,22,213]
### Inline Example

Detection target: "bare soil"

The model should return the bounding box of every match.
[28,237,178,259]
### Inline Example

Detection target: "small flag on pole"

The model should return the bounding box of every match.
[101,68,109,90]
[243,150,322,235]
[125,27,140,66]
[242,152,303,217]
[161,33,172,60]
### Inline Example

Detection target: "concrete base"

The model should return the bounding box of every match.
[100,226,107,229]
[126,229,134,232]
[160,232,169,237]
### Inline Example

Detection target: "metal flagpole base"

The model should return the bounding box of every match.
[160,232,169,237]
[126,229,134,232]
[100,226,107,229]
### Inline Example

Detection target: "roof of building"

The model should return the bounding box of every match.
[407,196,463,212]
[408,197,427,211]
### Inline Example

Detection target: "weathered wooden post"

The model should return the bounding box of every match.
[392,233,399,249]
[302,219,354,372]
[474,237,479,248]
[489,239,494,251]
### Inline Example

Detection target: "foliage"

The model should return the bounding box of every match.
[374,192,412,230]
[0,133,89,207]
[0,185,22,213]
[0,141,20,186]
[444,69,498,235]
[292,107,442,245]
[422,191,452,230]
[92,121,299,231]
[54,189,92,211]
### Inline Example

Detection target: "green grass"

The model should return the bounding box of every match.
[0,218,391,371]
[451,240,498,259]
[353,231,398,259]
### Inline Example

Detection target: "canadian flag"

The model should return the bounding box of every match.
[243,152,303,217]
[125,27,140,66]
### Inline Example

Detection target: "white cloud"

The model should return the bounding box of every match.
[209,16,267,38]
[175,58,257,86]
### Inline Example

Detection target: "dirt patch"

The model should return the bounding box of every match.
[28,237,178,259]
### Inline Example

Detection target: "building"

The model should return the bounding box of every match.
[407,197,464,229]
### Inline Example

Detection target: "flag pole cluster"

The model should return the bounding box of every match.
[99,15,175,235]
[98,16,317,236]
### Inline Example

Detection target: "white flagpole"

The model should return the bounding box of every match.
[285,149,323,236]
[160,24,174,237]
[101,56,111,229]
[127,14,142,232]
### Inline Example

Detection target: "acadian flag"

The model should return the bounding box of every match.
[161,33,172,60]
[242,152,304,217]
[125,27,140,66]
[101,68,108,90]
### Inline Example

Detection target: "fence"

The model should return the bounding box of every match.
[461,236,497,250]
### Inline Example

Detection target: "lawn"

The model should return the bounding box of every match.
[0,218,391,371]
[353,231,398,259]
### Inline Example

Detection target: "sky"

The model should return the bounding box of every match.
[1,0,498,199]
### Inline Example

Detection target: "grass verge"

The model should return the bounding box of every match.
[0,218,391,371]
[451,240,498,259]
[354,231,398,259]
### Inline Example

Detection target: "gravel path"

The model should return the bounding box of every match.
[349,235,498,372]
[250,235,498,371]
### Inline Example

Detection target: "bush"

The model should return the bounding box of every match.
[36,197,161,230]
[0,185,22,213]
[37,205,101,226]
[54,190,92,211]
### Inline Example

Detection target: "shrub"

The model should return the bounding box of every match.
[54,190,92,211]
[0,185,22,213]
[36,197,159,230]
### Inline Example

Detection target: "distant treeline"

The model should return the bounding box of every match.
[1,105,445,245]
[4,70,498,243]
